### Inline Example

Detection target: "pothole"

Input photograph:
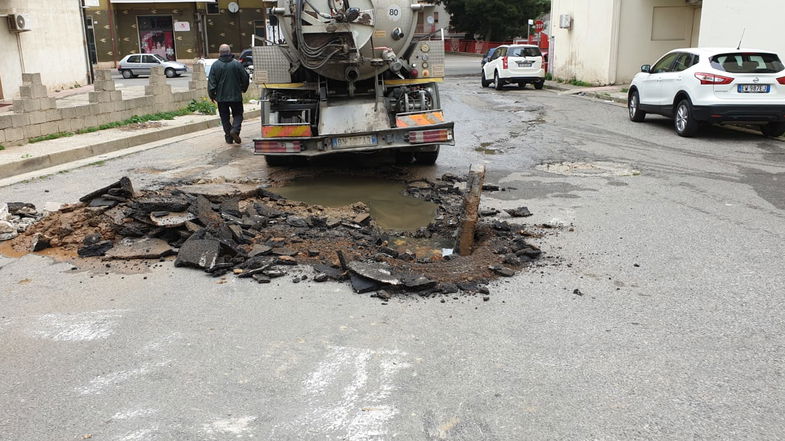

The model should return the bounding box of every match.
[536,161,640,177]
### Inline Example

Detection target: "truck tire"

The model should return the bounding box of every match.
[395,151,414,165]
[414,147,440,165]
[265,155,306,167]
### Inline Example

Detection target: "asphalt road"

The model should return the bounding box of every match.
[2,80,785,440]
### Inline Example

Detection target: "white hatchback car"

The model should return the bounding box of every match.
[482,44,545,90]
[628,48,785,137]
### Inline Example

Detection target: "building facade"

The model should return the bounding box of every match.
[549,0,785,85]
[1,0,91,99]
[84,0,271,67]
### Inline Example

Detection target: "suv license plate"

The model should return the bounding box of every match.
[517,61,533,67]
[332,135,378,148]
[738,84,770,93]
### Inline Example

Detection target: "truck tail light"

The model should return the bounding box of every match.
[777,76,785,85]
[407,129,453,144]
[256,140,302,154]
[410,68,419,78]
[694,72,734,85]
[502,56,508,70]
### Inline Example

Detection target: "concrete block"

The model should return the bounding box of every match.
[95,70,113,81]
[41,121,60,136]
[28,111,47,125]
[12,100,26,113]
[61,107,77,119]
[98,103,113,114]
[33,85,49,98]
[40,97,57,110]
[44,109,61,123]
[11,114,29,127]
[109,92,123,103]
[22,73,42,85]
[88,92,101,104]
[69,117,85,132]
[0,130,5,144]
[19,85,34,99]
[0,115,12,130]
[57,119,71,133]
[24,124,43,139]
[84,115,98,128]
[96,114,112,125]
[4,127,25,142]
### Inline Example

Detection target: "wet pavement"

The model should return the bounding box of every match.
[2,78,785,440]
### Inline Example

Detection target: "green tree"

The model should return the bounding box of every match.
[440,0,550,41]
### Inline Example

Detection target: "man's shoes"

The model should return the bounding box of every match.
[230,129,241,144]
[225,135,234,144]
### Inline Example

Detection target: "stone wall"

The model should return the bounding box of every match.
[0,64,208,147]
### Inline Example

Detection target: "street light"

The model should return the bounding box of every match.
[527,18,534,42]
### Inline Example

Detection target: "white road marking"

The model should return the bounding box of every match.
[138,332,183,355]
[116,427,158,441]
[31,310,127,342]
[78,360,170,395]
[278,346,412,440]
[203,416,257,438]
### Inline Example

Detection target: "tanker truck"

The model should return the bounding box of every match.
[252,0,454,166]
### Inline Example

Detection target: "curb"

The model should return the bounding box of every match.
[0,109,261,180]
[544,83,627,104]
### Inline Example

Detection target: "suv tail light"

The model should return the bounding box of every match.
[694,72,734,85]
[502,56,508,70]
[777,76,785,85]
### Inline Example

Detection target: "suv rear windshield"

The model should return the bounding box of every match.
[508,47,542,57]
[710,52,785,73]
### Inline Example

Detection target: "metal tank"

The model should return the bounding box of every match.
[275,0,423,81]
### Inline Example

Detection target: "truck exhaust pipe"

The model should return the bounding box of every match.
[345,66,360,82]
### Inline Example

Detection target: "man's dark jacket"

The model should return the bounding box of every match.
[208,54,250,102]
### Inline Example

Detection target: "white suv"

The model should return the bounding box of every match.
[628,48,785,137]
[482,44,545,90]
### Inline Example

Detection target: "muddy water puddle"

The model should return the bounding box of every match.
[275,176,438,231]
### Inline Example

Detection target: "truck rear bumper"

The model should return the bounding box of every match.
[253,122,455,157]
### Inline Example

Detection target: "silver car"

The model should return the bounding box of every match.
[118,54,187,79]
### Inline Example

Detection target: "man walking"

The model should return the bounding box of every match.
[208,44,250,144]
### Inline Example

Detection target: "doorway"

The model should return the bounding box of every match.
[85,16,98,64]
[137,15,176,61]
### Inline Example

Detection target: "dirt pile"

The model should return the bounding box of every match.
[6,174,546,298]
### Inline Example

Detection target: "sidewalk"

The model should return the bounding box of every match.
[0,103,260,182]
[544,81,628,104]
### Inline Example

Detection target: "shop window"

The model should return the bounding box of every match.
[207,3,220,14]
[138,15,176,60]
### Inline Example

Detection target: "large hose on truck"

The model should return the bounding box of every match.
[293,0,343,70]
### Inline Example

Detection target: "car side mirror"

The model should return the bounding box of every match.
[641,64,651,73]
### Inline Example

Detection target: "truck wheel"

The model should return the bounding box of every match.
[121,70,132,79]
[761,122,785,138]
[265,155,305,167]
[395,151,414,165]
[414,147,440,165]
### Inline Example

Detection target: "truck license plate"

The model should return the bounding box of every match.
[738,84,770,93]
[332,135,378,148]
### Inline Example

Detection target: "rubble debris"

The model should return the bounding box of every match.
[4,172,550,300]
[79,177,134,203]
[347,261,401,285]
[104,238,174,260]
[573,289,584,296]
[77,234,113,257]
[504,206,533,218]
[480,208,500,217]
[482,184,501,192]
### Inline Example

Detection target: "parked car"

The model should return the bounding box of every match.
[118,54,188,79]
[481,44,545,90]
[628,47,785,137]
[481,47,498,67]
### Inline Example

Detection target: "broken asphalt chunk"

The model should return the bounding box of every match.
[401,275,437,290]
[79,177,135,203]
[349,273,380,294]
[77,235,113,257]
[174,237,221,271]
[489,265,515,277]
[504,206,533,218]
[347,261,401,285]
[104,237,174,260]
[133,195,189,213]
[149,211,196,228]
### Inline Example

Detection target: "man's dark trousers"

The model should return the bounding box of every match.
[218,101,243,142]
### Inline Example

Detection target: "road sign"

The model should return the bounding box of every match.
[535,20,545,33]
